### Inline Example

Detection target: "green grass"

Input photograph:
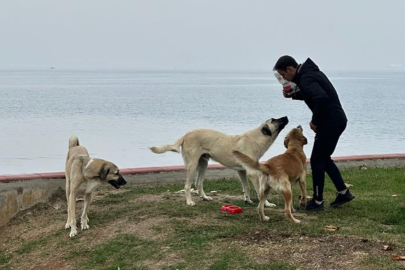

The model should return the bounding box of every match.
[1,167,405,270]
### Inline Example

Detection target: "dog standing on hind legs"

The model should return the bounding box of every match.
[65,136,127,237]
[233,125,308,223]
[150,116,289,206]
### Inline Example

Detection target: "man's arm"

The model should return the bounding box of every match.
[283,89,304,100]
[300,76,329,126]
[291,90,304,100]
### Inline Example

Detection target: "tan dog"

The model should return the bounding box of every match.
[65,136,127,237]
[233,126,307,223]
[150,117,289,206]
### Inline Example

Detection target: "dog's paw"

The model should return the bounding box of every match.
[187,201,196,206]
[262,216,270,222]
[202,196,213,201]
[293,218,301,224]
[65,222,71,229]
[245,199,254,205]
[265,201,277,208]
[81,223,90,231]
[69,229,78,238]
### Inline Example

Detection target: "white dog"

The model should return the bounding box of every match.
[150,117,289,206]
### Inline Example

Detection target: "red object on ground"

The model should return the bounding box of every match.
[221,204,243,214]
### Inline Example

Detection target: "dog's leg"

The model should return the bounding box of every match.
[298,170,307,209]
[257,179,271,221]
[282,181,300,223]
[194,158,203,190]
[68,181,81,237]
[81,192,92,231]
[196,157,212,201]
[249,172,276,207]
[65,172,71,229]
[185,161,198,206]
[236,170,253,204]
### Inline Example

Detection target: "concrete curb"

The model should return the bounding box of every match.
[1,153,405,227]
[2,153,405,183]
[0,165,227,183]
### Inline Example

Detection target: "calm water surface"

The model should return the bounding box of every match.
[0,69,404,174]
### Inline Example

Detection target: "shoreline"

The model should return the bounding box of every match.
[1,153,405,183]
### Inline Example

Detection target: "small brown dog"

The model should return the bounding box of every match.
[233,126,308,223]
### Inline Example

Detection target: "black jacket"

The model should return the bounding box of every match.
[291,58,347,128]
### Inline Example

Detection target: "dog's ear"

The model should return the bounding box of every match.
[297,125,303,131]
[284,136,289,148]
[100,166,110,181]
[261,124,272,136]
[302,136,308,145]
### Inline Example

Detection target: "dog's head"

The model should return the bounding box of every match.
[261,116,289,137]
[101,163,127,189]
[85,159,127,189]
[284,125,308,148]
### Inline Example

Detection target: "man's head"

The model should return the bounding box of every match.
[274,55,298,82]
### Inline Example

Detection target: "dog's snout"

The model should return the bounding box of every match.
[281,116,289,124]
[118,175,127,186]
[276,116,289,130]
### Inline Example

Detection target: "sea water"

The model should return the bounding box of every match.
[0,69,404,174]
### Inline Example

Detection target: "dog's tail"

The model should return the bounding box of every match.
[69,135,80,149]
[150,136,184,154]
[232,150,271,174]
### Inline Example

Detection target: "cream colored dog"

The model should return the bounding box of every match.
[150,117,289,206]
[233,126,308,223]
[65,136,127,237]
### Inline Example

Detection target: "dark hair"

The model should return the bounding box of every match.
[273,55,298,71]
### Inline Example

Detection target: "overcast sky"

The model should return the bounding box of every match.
[1,0,404,70]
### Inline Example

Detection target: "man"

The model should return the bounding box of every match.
[274,55,355,211]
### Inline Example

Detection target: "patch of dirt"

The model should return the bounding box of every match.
[228,229,398,270]
[130,194,165,204]
[0,189,174,270]
[100,215,173,241]
[30,260,75,270]
[142,253,185,270]
[91,185,132,199]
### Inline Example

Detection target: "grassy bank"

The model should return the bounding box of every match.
[1,167,405,270]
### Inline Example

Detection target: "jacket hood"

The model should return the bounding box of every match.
[293,58,319,83]
[300,58,319,72]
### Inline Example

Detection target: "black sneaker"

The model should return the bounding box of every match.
[330,189,355,207]
[305,199,324,211]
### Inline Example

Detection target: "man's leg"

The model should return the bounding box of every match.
[310,124,345,201]
[324,123,347,192]
[324,123,355,206]
[310,137,328,202]
[325,160,347,192]
[306,139,327,210]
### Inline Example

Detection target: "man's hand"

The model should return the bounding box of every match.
[283,89,292,98]
[309,122,317,133]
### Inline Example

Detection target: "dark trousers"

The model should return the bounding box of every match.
[310,122,347,201]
